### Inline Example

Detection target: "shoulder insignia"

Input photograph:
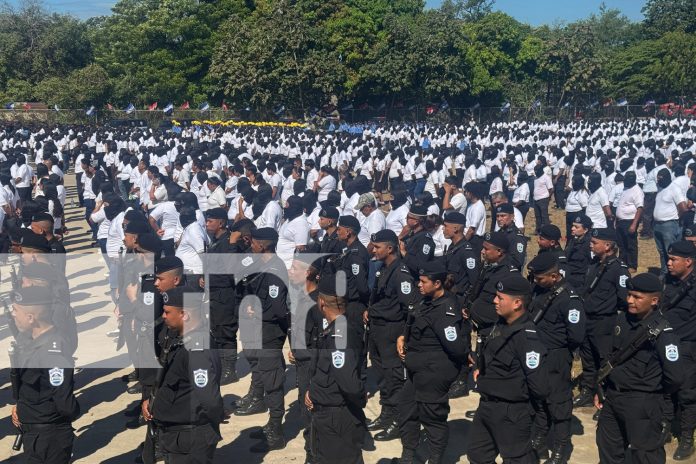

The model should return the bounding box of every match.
[516,242,524,253]
[422,244,431,255]
[444,326,457,341]
[466,257,476,269]
[446,311,456,316]
[332,350,345,368]
[665,344,679,362]
[401,281,412,295]
[331,334,344,338]
[509,266,519,272]
[525,351,540,369]
[143,291,154,305]
[269,285,279,298]
[663,327,673,332]
[400,265,410,274]
[615,325,621,336]
[242,256,254,267]
[619,275,628,288]
[49,367,64,386]
[620,263,628,268]
[193,369,208,387]
[425,232,432,238]
[525,329,537,333]
[351,263,360,275]
[568,309,581,324]
[47,341,62,353]
[464,243,473,250]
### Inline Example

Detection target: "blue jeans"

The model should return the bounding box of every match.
[84,199,98,240]
[414,178,427,197]
[654,220,681,276]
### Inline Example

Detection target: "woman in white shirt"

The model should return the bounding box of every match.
[586,173,613,229]
[175,207,208,274]
[512,171,531,221]
[423,160,440,199]
[315,167,337,203]
[564,175,589,239]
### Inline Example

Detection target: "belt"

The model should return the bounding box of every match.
[159,423,208,433]
[479,394,526,403]
[606,384,659,395]
[22,422,70,432]
[313,404,344,412]
[654,219,678,224]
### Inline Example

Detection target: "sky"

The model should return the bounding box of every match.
[6,0,646,24]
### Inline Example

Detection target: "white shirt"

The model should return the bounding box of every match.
[255,201,283,230]
[176,222,207,273]
[317,175,337,202]
[512,183,530,204]
[587,188,610,228]
[385,203,409,234]
[106,210,128,258]
[149,201,179,241]
[15,164,32,188]
[448,192,467,214]
[357,210,386,247]
[207,186,227,209]
[90,207,111,240]
[654,183,686,221]
[533,174,553,200]
[616,185,644,220]
[277,215,311,269]
[466,199,487,236]
[565,190,589,213]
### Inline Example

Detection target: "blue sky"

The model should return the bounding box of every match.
[8,0,646,24]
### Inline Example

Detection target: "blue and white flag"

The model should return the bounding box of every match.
[562,102,571,108]
[501,102,511,113]
[199,102,210,112]
[532,99,541,109]
[54,104,60,112]
[163,103,174,115]
[86,105,96,116]
[124,103,135,114]
[5,102,15,110]
[616,98,628,107]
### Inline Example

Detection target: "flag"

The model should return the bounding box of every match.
[22,103,31,111]
[180,101,190,110]
[616,98,628,107]
[341,103,354,111]
[199,102,210,112]
[273,104,286,116]
[86,105,96,116]
[501,102,511,113]
[222,102,229,111]
[532,99,541,109]
[163,103,174,115]
[590,101,599,109]
[54,104,60,112]
[471,103,481,110]
[439,100,449,111]
[562,102,571,108]
[376,102,386,111]
[106,103,114,111]
[426,105,438,115]
[124,103,135,114]
[148,102,158,111]
[4,103,15,110]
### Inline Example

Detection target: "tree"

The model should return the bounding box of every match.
[440,0,494,22]
[642,0,696,38]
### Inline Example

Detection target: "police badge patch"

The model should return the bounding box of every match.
[193,369,208,387]
[143,292,154,305]
[332,351,345,368]
[49,367,64,386]
[268,285,279,298]
[466,258,476,269]
[559,269,566,277]
[322,318,329,330]
[516,243,524,253]
[242,256,254,267]
[444,326,457,341]
[423,244,431,255]
[351,264,360,275]
[401,281,412,295]
[619,275,628,288]
[525,351,540,369]
[666,344,679,362]
[568,309,580,324]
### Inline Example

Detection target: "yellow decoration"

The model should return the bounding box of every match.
[186,120,307,128]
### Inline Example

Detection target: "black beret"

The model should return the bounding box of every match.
[319,206,339,220]
[443,211,467,225]
[668,240,696,258]
[124,210,146,223]
[495,203,514,215]
[21,262,54,281]
[628,273,662,293]
[205,208,227,220]
[124,220,150,234]
[155,256,183,274]
[540,224,562,241]
[496,274,531,296]
[572,214,593,229]
[251,227,279,241]
[419,259,448,281]
[592,228,617,242]
[230,218,255,232]
[161,286,203,309]
[484,231,509,251]
[527,253,559,274]
[31,212,54,223]
[408,205,428,217]
[371,229,398,245]
[318,273,339,297]
[137,233,163,254]
[19,229,51,252]
[338,215,361,233]
[683,223,696,238]
[12,285,54,306]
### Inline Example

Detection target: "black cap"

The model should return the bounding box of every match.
[371,229,398,245]
[19,229,51,252]
[572,214,593,229]
[319,206,339,220]
[12,285,54,306]
[443,211,466,225]
[338,215,361,234]
[205,208,227,220]
[540,224,562,241]
[161,286,203,309]
[31,212,54,223]
[592,228,617,242]
[155,256,183,274]
[408,205,428,217]
[137,233,163,254]
[124,220,150,234]
[251,227,279,241]
[21,262,54,281]
[419,259,448,281]
[230,218,255,232]
[668,240,696,258]
[683,223,696,238]
[527,253,559,274]
[484,231,509,251]
[495,203,514,215]
[496,274,531,296]
[628,273,662,293]
[318,273,339,297]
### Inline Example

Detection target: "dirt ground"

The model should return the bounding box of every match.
[0,177,681,464]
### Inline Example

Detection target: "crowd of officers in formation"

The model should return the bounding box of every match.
[3,117,696,464]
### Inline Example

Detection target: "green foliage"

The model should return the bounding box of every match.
[642,0,696,38]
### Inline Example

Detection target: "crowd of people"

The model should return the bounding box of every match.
[3,116,696,464]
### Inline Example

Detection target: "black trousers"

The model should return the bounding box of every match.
[368,321,405,409]
[245,339,286,419]
[533,197,550,233]
[22,423,74,464]
[467,399,537,464]
[398,375,451,457]
[674,347,696,437]
[579,315,617,391]
[616,219,638,269]
[159,423,220,464]
[75,172,84,207]
[554,176,567,209]
[295,357,313,452]
[641,193,656,237]
[532,349,573,447]
[312,406,365,464]
[597,390,665,464]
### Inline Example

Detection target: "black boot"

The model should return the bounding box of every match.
[448,379,469,399]
[250,418,286,452]
[394,448,415,464]
[367,408,389,431]
[426,452,443,464]
[531,431,549,461]
[374,419,400,441]
[234,396,267,416]
[231,386,257,409]
[674,432,694,461]
[544,442,568,464]
[572,388,593,408]
[220,355,239,386]
[660,420,672,444]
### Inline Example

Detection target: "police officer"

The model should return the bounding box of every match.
[395,260,470,464]
[494,203,527,269]
[366,229,419,441]
[466,274,549,464]
[564,214,593,290]
[145,286,223,464]
[664,240,696,460]
[596,273,684,464]
[10,285,80,464]
[316,206,342,256]
[536,224,568,277]
[235,227,289,453]
[306,268,367,464]
[228,218,256,254]
[574,228,630,409]
[204,207,239,385]
[527,253,586,463]
[399,205,436,276]
[30,212,67,273]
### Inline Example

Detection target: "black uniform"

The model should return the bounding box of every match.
[118,252,142,361]
[597,311,684,464]
[528,281,585,457]
[150,329,224,464]
[500,224,527,270]
[399,293,470,462]
[367,258,419,424]
[309,315,367,464]
[15,328,80,464]
[564,233,592,290]
[443,238,481,308]
[467,313,549,463]
[469,257,520,333]
[536,246,568,278]
[134,272,162,393]
[402,229,435,277]
[578,256,629,393]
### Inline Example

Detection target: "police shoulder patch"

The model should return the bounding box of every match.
[242,256,254,267]
[332,350,345,368]
[466,257,476,269]
[49,367,64,387]
[143,291,154,305]
[559,268,566,277]
[193,369,208,387]
[516,242,524,253]
[619,275,628,288]
[401,281,412,295]
[444,326,457,342]
[422,244,431,255]
[525,351,540,369]
[269,285,279,298]
[351,263,360,275]
[665,344,679,362]
[568,309,580,324]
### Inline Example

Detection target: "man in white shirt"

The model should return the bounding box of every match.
[442,175,467,214]
[614,171,643,272]
[532,167,554,234]
[148,193,180,257]
[206,177,227,210]
[653,168,688,275]
[276,196,310,269]
[354,193,386,247]
[175,207,207,274]
[464,182,487,253]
